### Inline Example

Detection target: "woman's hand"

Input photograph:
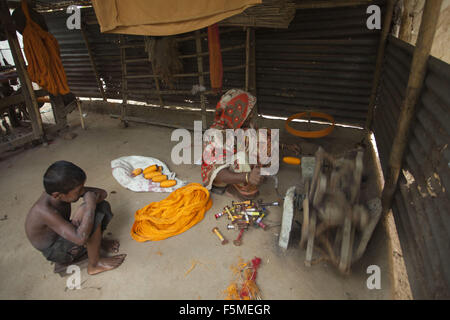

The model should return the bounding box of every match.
[248,167,263,185]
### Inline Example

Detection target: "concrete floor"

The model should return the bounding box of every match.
[0,110,393,299]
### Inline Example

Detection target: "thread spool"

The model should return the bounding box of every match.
[257,221,267,230]
[212,227,228,245]
[232,200,253,206]
[255,213,265,224]
[233,229,245,246]
[215,212,225,219]
[225,206,235,222]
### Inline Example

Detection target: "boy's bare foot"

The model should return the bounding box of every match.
[87,254,127,275]
[101,239,120,253]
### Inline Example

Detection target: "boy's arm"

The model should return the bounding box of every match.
[42,192,98,246]
[82,187,107,203]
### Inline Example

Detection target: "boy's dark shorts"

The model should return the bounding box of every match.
[40,201,113,265]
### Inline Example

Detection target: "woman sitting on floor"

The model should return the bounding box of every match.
[201,89,271,200]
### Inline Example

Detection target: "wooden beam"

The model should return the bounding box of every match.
[124,65,245,80]
[365,0,396,131]
[0,94,24,110]
[0,132,34,154]
[381,0,443,218]
[195,30,207,129]
[0,0,44,140]
[295,0,372,9]
[110,115,195,131]
[80,23,107,101]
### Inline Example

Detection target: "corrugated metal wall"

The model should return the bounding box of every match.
[44,4,383,126]
[44,8,246,109]
[255,3,383,126]
[373,35,411,175]
[373,35,450,299]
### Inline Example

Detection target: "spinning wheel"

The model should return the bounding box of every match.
[298,147,379,274]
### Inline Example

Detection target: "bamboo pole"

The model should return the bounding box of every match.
[365,0,396,132]
[80,23,107,101]
[195,30,207,129]
[381,0,443,218]
[0,0,44,140]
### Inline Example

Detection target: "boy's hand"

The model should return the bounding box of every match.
[83,187,107,203]
[83,191,98,205]
[72,192,96,227]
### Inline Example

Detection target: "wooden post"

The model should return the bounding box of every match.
[365,0,396,132]
[49,94,68,129]
[0,0,44,140]
[398,0,413,42]
[150,59,164,107]
[80,23,107,101]
[195,30,207,129]
[245,27,258,125]
[245,27,256,95]
[249,28,256,96]
[245,28,250,92]
[380,0,442,217]
[76,99,85,130]
[119,34,128,127]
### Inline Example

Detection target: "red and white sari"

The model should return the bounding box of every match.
[201,89,270,198]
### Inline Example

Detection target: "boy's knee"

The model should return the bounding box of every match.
[96,200,112,216]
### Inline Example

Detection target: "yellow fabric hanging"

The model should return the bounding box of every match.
[21,0,70,95]
[131,183,213,242]
[92,0,261,36]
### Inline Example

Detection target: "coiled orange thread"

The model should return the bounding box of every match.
[131,183,213,242]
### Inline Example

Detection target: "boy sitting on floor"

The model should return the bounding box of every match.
[25,160,126,275]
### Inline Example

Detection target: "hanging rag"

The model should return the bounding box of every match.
[208,24,223,94]
[131,183,212,242]
[144,36,183,89]
[21,0,70,95]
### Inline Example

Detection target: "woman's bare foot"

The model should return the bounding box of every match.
[101,239,120,253]
[87,254,127,275]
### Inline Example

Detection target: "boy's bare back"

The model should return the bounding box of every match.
[25,192,72,251]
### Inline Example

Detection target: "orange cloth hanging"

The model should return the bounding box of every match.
[208,24,223,94]
[21,0,70,95]
[131,183,212,242]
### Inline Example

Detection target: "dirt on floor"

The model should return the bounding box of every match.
[0,109,403,300]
